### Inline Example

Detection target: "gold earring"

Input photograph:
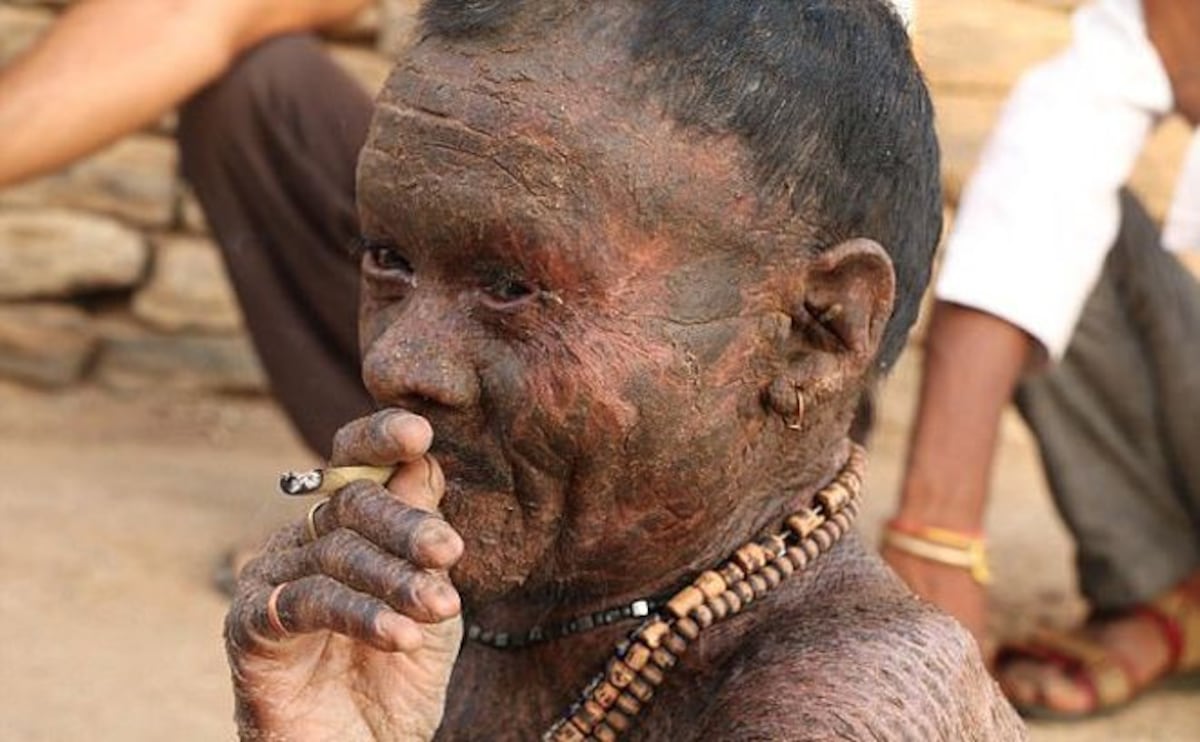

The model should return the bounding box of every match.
[787,384,805,430]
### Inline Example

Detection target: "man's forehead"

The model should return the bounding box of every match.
[361,37,803,249]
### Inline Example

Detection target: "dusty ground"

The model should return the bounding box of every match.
[0,349,1196,740]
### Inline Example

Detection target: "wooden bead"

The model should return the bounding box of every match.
[651,647,678,669]
[616,691,643,714]
[761,564,782,589]
[816,482,851,514]
[719,563,746,584]
[774,555,795,578]
[822,518,843,541]
[627,677,654,702]
[733,580,755,604]
[593,722,618,742]
[674,616,700,640]
[606,709,631,733]
[734,542,769,573]
[607,658,635,688]
[786,509,822,539]
[593,681,620,709]
[812,527,833,551]
[664,632,688,655]
[569,711,594,734]
[803,539,821,560]
[833,511,852,532]
[624,642,652,671]
[690,604,715,628]
[721,589,743,614]
[582,700,606,726]
[848,444,867,471]
[838,470,861,493]
[748,573,769,598]
[694,570,727,599]
[786,545,809,570]
[548,720,586,742]
[706,594,729,620]
[638,618,670,649]
[640,663,665,686]
[666,586,705,619]
[758,534,787,559]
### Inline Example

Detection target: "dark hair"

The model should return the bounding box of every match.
[420,0,941,371]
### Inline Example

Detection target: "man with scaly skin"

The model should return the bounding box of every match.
[225,1,1025,739]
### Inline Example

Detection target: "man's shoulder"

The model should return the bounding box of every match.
[697,594,1026,741]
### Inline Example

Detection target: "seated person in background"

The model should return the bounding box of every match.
[0,0,378,456]
[225,1,1025,739]
[885,0,1200,718]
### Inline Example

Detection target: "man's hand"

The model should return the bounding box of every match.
[226,410,464,742]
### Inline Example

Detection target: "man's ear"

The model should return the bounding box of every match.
[791,237,896,374]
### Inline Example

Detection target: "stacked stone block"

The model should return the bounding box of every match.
[0,0,412,392]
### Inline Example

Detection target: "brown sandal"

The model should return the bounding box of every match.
[995,587,1200,719]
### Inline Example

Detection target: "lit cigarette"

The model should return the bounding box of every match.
[279,466,395,496]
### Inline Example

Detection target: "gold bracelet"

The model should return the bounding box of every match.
[883,520,992,585]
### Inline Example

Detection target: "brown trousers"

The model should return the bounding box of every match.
[1017,194,1200,612]
[178,36,374,458]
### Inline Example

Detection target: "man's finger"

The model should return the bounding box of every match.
[385,454,447,513]
[316,480,463,569]
[311,528,461,623]
[226,578,422,654]
[330,409,433,467]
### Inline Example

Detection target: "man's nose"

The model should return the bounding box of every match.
[361,297,480,410]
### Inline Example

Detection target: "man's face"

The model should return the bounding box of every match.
[356,34,806,605]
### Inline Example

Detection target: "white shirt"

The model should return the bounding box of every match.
[934,0,1200,357]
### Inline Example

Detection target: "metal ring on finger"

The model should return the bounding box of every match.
[306,498,330,543]
[266,582,291,638]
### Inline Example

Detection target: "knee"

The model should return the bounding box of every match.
[178,35,321,174]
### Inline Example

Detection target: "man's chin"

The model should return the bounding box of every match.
[439,486,548,609]
[448,554,533,609]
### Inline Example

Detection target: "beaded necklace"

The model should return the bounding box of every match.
[542,442,867,742]
[465,596,668,650]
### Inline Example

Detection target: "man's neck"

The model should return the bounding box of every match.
[458,437,853,646]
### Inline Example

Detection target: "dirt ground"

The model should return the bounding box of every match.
[0,347,1196,741]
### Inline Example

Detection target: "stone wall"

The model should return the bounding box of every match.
[0,0,1189,393]
[0,0,416,392]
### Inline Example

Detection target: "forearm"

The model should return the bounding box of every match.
[0,0,368,188]
[1145,0,1200,125]
[895,302,1035,531]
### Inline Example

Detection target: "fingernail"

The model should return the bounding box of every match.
[424,582,462,618]
[415,524,464,567]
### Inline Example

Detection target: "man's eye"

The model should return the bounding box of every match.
[483,275,537,307]
[368,244,414,276]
